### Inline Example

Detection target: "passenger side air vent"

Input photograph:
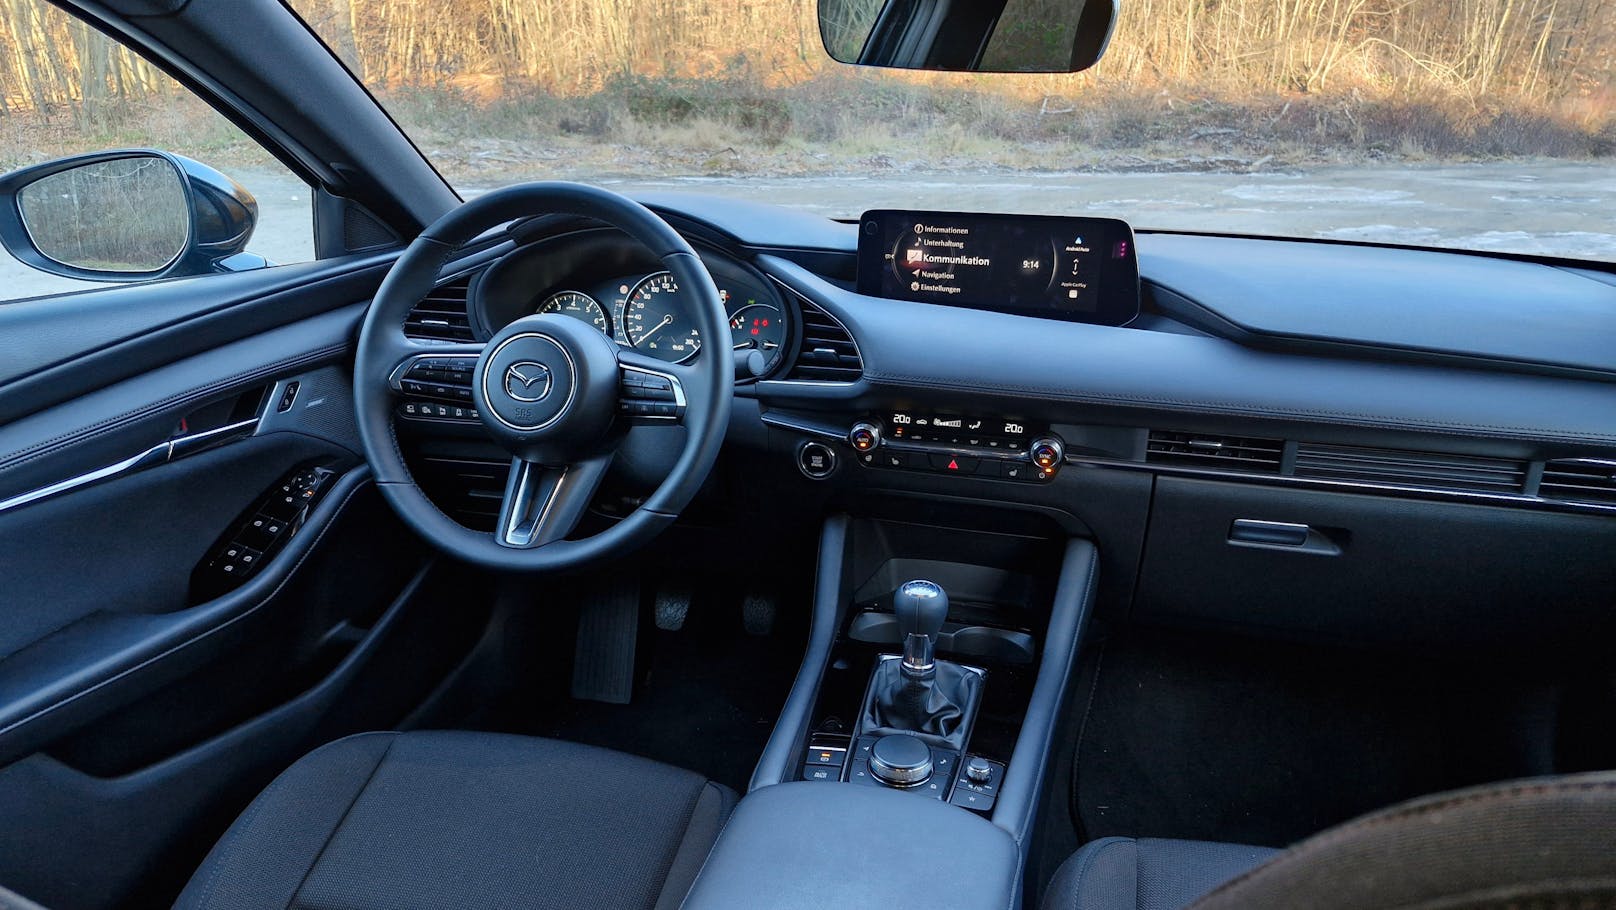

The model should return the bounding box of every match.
[410,455,508,530]
[404,273,476,342]
[1294,444,1527,494]
[1146,431,1283,473]
[786,300,862,382]
[1539,459,1616,505]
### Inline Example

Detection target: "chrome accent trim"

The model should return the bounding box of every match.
[0,416,259,516]
[766,276,864,385]
[759,411,843,440]
[480,332,577,432]
[500,459,566,549]
[1070,455,1616,515]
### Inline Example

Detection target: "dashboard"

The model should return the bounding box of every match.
[471,229,792,375]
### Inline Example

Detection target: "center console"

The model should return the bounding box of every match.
[695,512,1101,908]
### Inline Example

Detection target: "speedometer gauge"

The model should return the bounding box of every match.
[536,290,610,335]
[620,272,701,363]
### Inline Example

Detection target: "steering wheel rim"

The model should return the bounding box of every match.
[353,182,732,572]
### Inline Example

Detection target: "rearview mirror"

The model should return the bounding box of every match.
[818,0,1118,73]
[0,149,262,282]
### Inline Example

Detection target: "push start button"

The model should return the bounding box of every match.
[797,441,838,479]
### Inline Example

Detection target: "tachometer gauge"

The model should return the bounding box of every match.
[620,272,701,363]
[727,301,785,366]
[536,290,610,336]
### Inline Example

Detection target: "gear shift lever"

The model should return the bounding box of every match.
[894,579,948,679]
[864,578,980,747]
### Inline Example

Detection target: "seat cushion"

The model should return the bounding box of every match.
[175,731,735,910]
[1042,837,1279,910]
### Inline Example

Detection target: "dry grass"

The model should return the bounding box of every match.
[0,0,1605,185]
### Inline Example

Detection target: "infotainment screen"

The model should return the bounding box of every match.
[856,210,1140,326]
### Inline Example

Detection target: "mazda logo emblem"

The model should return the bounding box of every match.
[503,361,552,402]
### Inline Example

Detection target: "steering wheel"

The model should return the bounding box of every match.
[353,183,732,571]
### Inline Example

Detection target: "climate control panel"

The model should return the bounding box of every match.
[846,410,1063,482]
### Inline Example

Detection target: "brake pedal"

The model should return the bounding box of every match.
[654,588,690,631]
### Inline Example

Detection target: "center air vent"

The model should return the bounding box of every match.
[1539,459,1616,505]
[404,273,476,341]
[1294,444,1526,494]
[786,300,862,382]
[1146,431,1284,473]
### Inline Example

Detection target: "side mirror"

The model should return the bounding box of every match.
[0,149,262,282]
[818,0,1118,73]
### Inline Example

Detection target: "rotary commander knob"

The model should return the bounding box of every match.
[869,734,933,787]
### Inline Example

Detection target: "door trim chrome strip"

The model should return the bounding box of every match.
[0,416,259,516]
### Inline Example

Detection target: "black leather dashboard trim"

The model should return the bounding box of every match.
[760,256,1616,446]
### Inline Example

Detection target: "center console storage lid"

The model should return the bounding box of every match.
[681,781,1018,910]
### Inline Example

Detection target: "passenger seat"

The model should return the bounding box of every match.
[1043,771,1616,909]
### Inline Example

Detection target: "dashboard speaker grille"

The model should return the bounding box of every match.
[786,300,862,382]
[404,274,476,342]
[1294,444,1527,494]
[1146,430,1283,472]
[1539,459,1616,505]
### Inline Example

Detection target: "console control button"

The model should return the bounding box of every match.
[797,442,838,479]
[927,453,979,474]
[849,421,881,452]
[801,764,838,782]
[869,734,933,787]
[1029,436,1065,472]
[966,756,993,784]
[949,787,995,812]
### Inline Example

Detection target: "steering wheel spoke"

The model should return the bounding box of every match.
[617,350,691,426]
[495,454,612,549]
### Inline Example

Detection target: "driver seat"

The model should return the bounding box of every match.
[174,731,734,910]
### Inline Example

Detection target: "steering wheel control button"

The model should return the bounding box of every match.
[869,734,934,787]
[849,421,881,452]
[617,367,685,421]
[798,442,838,479]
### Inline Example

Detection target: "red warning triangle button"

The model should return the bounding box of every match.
[947,459,959,470]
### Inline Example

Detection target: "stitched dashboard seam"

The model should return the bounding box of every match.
[0,474,369,742]
[861,372,1616,444]
[0,343,349,474]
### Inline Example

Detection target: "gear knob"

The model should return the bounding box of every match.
[895,579,948,678]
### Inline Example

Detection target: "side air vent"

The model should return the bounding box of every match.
[1539,459,1616,505]
[1294,444,1527,494]
[404,273,476,341]
[786,300,862,382]
[1146,431,1284,473]
[411,455,508,530]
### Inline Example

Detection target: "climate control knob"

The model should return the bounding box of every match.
[1029,436,1065,475]
[849,421,882,453]
[869,734,933,787]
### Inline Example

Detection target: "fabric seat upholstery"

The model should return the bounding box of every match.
[175,731,735,910]
[1042,837,1278,910]
[1044,771,1616,910]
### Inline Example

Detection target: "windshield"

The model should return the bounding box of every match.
[288,0,1615,262]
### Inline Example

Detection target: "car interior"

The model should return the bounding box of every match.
[2,1,1615,908]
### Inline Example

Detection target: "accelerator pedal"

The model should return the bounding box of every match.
[570,576,641,704]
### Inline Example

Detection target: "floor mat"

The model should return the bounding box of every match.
[475,582,803,794]
[1073,626,1561,848]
